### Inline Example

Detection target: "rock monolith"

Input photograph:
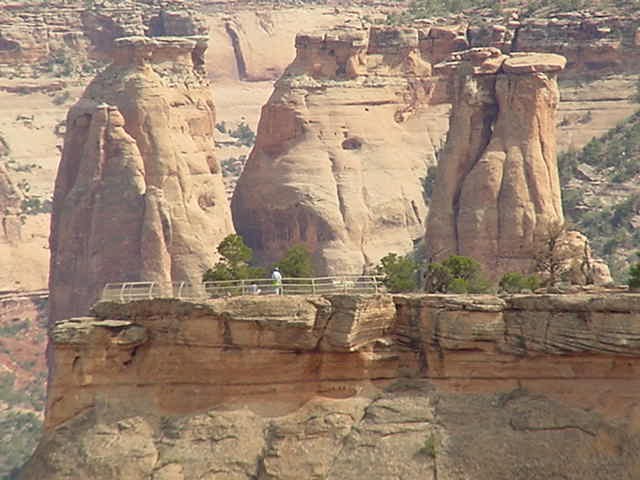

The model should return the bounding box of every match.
[425,49,609,282]
[232,27,438,274]
[49,36,233,324]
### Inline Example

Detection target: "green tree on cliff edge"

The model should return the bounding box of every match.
[376,253,419,293]
[203,234,264,281]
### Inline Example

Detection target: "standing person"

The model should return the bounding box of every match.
[271,267,283,295]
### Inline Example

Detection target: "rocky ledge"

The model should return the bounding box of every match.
[19,293,640,479]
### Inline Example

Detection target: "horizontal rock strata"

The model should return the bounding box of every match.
[41,293,640,427]
[20,292,640,479]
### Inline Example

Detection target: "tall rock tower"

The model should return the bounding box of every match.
[425,48,608,281]
[232,27,438,275]
[49,36,233,324]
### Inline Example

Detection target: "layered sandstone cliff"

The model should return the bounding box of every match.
[232,27,438,274]
[48,36,233,325]
[425,49,608,281]
[0,0,206,71]
[19,292,640,479]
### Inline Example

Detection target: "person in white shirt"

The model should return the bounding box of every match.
[271,267,283,295]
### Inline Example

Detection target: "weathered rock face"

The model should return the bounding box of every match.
[426,49,591,278]
[232,27,437,274]
[19,293,640,479]
[48,36,233,325]
[511,11,640,75]
[0,0,206,70]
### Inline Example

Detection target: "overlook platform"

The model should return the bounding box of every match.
[100,276,382,302]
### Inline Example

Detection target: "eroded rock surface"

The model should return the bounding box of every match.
[425,49,608,281]
[48,36,233,325]
[0,0,206,71]
[232,27,438,274]
[19,293,640,479]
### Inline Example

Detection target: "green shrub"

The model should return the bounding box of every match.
[424,255,492,293]
[202,234,264,281]
[229,122,256,147]
[0,320,29,336]
[422,166,438,202]
[21,197,52,215]
[628,253,640,290]
[499,272,541,293]
[420,433,437,458]
[52,90,71,105]
[423,261,452,293]
[0,410,43,479]
[376,253,419,293]
[274,244,314,278]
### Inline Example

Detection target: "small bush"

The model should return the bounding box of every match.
[274,244,314,278]
[52,90,71,105]
[424,255,492,293]
[420,433,437,458]
[21,196,52,216]
[229,122,256,147]
[422,166,438,202]
[628,253,640,290]
[499,272,540,293]
[376,253,419,293]
[0,320,29,336]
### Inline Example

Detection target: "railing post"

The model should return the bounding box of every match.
[148,282,155,299]
[312,278,316,295]
[374,276,378,294]
[177,282,185,299]
[241,280,246,296]
[120,283,126,303]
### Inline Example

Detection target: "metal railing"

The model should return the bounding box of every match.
[100,275,383,303]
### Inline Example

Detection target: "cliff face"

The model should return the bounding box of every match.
[0,0,206,69]
[48,36,234,325]
[231,27,438,274]
[20,293,640,479]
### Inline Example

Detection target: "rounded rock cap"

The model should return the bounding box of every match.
[503,53,567,74]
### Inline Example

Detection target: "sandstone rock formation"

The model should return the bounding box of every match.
[511,10,640,75]
[0,0,206,72]
[232,27,438,274]
[425,49,608,281]
[19,292,640,479]
[48,36,233,325]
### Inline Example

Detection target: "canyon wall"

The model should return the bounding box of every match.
[231,27,440,274]
[19,292,640,479]
[0,0,206,69]
[48,36,234,325]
